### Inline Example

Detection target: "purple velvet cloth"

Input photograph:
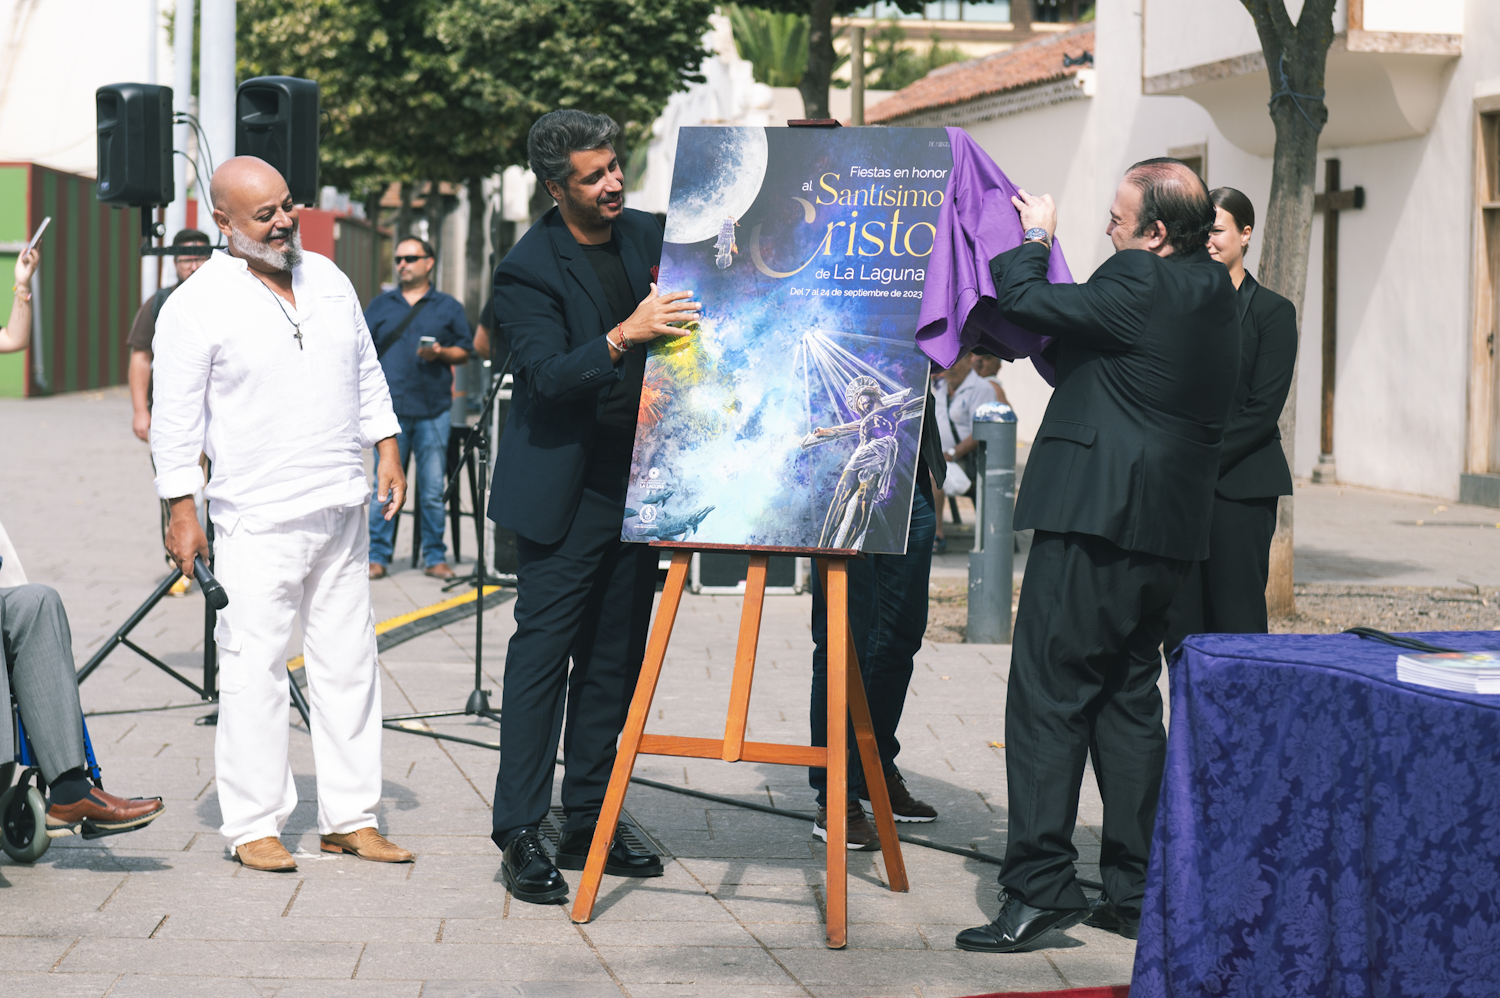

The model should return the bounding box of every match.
[916,127,1074,383]
[1133,630,1500,998]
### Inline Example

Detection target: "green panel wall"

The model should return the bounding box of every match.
[0,166,30,395]
[0,166,27,240]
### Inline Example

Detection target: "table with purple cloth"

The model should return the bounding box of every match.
[1131,631,1500,998]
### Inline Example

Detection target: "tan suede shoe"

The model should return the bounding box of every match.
[235,836,297,872]
[320,826,413,863]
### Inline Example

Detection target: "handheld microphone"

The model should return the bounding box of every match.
[193,556,229,610]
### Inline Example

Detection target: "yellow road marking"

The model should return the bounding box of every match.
[286,586,502,672]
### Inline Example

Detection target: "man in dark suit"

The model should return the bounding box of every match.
[487,110,699,905]
[956,159,1240,952]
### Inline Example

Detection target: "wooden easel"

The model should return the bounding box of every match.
[570,547,909,948]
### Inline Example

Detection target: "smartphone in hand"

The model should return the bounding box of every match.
[418,335,438,358]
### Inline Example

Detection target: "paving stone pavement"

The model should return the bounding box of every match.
[0,388,1129,997]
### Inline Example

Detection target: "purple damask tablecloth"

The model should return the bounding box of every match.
[1133,631,1500,998]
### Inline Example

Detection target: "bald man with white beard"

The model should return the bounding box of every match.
[152,156,412,872]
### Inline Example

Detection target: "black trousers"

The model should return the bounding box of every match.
[490,446,657,849]
[1000,530,1188,913]
[807,476,937,805]
[1163,494,1278,655]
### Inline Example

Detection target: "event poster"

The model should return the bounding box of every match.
[624,126,953,554]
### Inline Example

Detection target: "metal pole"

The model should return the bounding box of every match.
[850,25,866,126]
[197,0,237,179]
[966,402,1017,643]
[167,0,195,241]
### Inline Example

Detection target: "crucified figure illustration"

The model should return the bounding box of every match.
[802,376,923,550]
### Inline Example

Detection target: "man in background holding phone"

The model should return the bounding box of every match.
[363,236,473,580]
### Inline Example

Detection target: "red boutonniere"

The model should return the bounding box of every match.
[650,265,660,283]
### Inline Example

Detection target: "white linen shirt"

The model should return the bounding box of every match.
[150,250,400,531]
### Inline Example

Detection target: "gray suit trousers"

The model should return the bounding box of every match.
[1,585,87,783]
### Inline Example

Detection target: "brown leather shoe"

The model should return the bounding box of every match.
[321,826,413,863]
[235,836,297,872]
[369,562,388,580]
[812,799,880,851]
[423,562,456,580]
[47,788,164,837]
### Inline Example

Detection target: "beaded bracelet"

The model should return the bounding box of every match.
[11,284,31,303]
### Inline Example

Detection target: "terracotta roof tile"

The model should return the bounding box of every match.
[867,24,1094,124]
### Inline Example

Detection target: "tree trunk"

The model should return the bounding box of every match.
[1012,0,1031,36]
[799,0,836,120]
[397,182,415,241]
[465,176,488,325]
[1240,0,1337,618]
[1259,119,1320,617]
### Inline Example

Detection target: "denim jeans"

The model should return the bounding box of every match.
[808,475,937,805]
[368,412,450,569]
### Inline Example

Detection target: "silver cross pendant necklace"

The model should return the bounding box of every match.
[258,279,304,349]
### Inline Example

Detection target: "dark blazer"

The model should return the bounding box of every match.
[1216,273,1296,501]
[990,241,1240,562]
[487,206,661,545]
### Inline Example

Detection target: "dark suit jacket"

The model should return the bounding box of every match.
[487,206,661,545]
[990,242,1240,562]
[1216,273,1296,501]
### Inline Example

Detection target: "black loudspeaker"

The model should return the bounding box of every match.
[95,83,174,206]
[236,76,320,205]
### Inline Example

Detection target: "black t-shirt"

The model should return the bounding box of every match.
[580,238,645,435]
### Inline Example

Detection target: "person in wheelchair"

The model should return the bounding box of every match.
[3,582,165,839]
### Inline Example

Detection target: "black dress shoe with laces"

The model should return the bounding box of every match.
[501,830,569,904]
[1084,895,1140,939]
[955,892,1087,953]
[554,825,664,878]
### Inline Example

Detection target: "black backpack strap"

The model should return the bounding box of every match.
[150,285,177,321]
[374,298,431,358]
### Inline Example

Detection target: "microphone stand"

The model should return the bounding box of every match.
[383,358,511,738]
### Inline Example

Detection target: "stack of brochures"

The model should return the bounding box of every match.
[1396,651,1500,693]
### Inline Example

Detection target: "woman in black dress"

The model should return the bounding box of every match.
[1164,187,1298,653]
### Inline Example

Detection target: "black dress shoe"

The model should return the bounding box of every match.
[501,830,569,904]
[1084,895,1140,939]
[554,825,664,878]
[955,892,1087,953]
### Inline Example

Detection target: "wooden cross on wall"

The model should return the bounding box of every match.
[1310,158,1365,484]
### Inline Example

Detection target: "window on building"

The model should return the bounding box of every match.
[1168,144,1209,185]
[1033,0,1095,22]
[859,2,1102,24]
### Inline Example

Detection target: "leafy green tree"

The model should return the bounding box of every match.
[239,0,715,315]
[238,0,449,201]
[745,1,1002,119]
[727,4,809,87]
[864,20,967,92]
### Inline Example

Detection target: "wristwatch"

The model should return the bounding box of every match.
[1023,227,1051,245]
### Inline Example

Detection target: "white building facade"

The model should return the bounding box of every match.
[876,0,1498,504]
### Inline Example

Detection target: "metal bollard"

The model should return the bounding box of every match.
[967,402,1017,643]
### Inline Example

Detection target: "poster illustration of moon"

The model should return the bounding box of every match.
[625,126,953,554]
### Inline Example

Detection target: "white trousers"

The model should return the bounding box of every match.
[212,505,383,848]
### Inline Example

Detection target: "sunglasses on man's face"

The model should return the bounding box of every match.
[394,254,431,264]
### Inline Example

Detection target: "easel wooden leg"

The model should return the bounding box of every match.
[825,558,849,949]
[722,556,768,761]
[571,550,692,924]
[817,557,908,896]
[848,640,908,892]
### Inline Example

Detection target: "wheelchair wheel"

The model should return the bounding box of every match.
[0,783,51,862]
